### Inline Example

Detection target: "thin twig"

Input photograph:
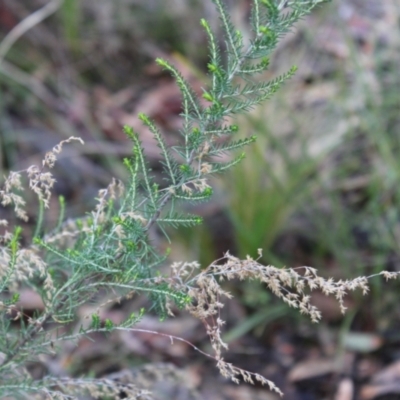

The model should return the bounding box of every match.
[0,0,63,70]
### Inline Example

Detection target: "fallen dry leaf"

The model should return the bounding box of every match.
[288,358,341,382]
[371,360,400,385]
[334,378,354,400]
[360,383,400,400]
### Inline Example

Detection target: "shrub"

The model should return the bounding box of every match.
[1,0,398,398]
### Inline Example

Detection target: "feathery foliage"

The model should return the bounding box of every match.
[3,0,398,398]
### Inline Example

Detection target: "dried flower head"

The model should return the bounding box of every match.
[0,136,84,220]
[160,252,400,394]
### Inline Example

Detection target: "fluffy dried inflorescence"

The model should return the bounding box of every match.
[0,137,84,313]
[1,0,399,398]
[0,171,28,222]
[165,252,400,395]
[0,137,84,224]
[1,114,399,400]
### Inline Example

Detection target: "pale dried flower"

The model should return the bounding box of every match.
[0,171,28,221]
[198,141,211,159]
[44,137,85,168]
[43,151,57,169]
[120,212,147,226]
[0,245,55,307]
[27,168,56,208]
[0,136,84,220]
[200,162,212,174]
[192,178,210,192]
[93,178,124,225]
[181,184,193,195]
[381,270,398,280]
[161,252,400,392]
